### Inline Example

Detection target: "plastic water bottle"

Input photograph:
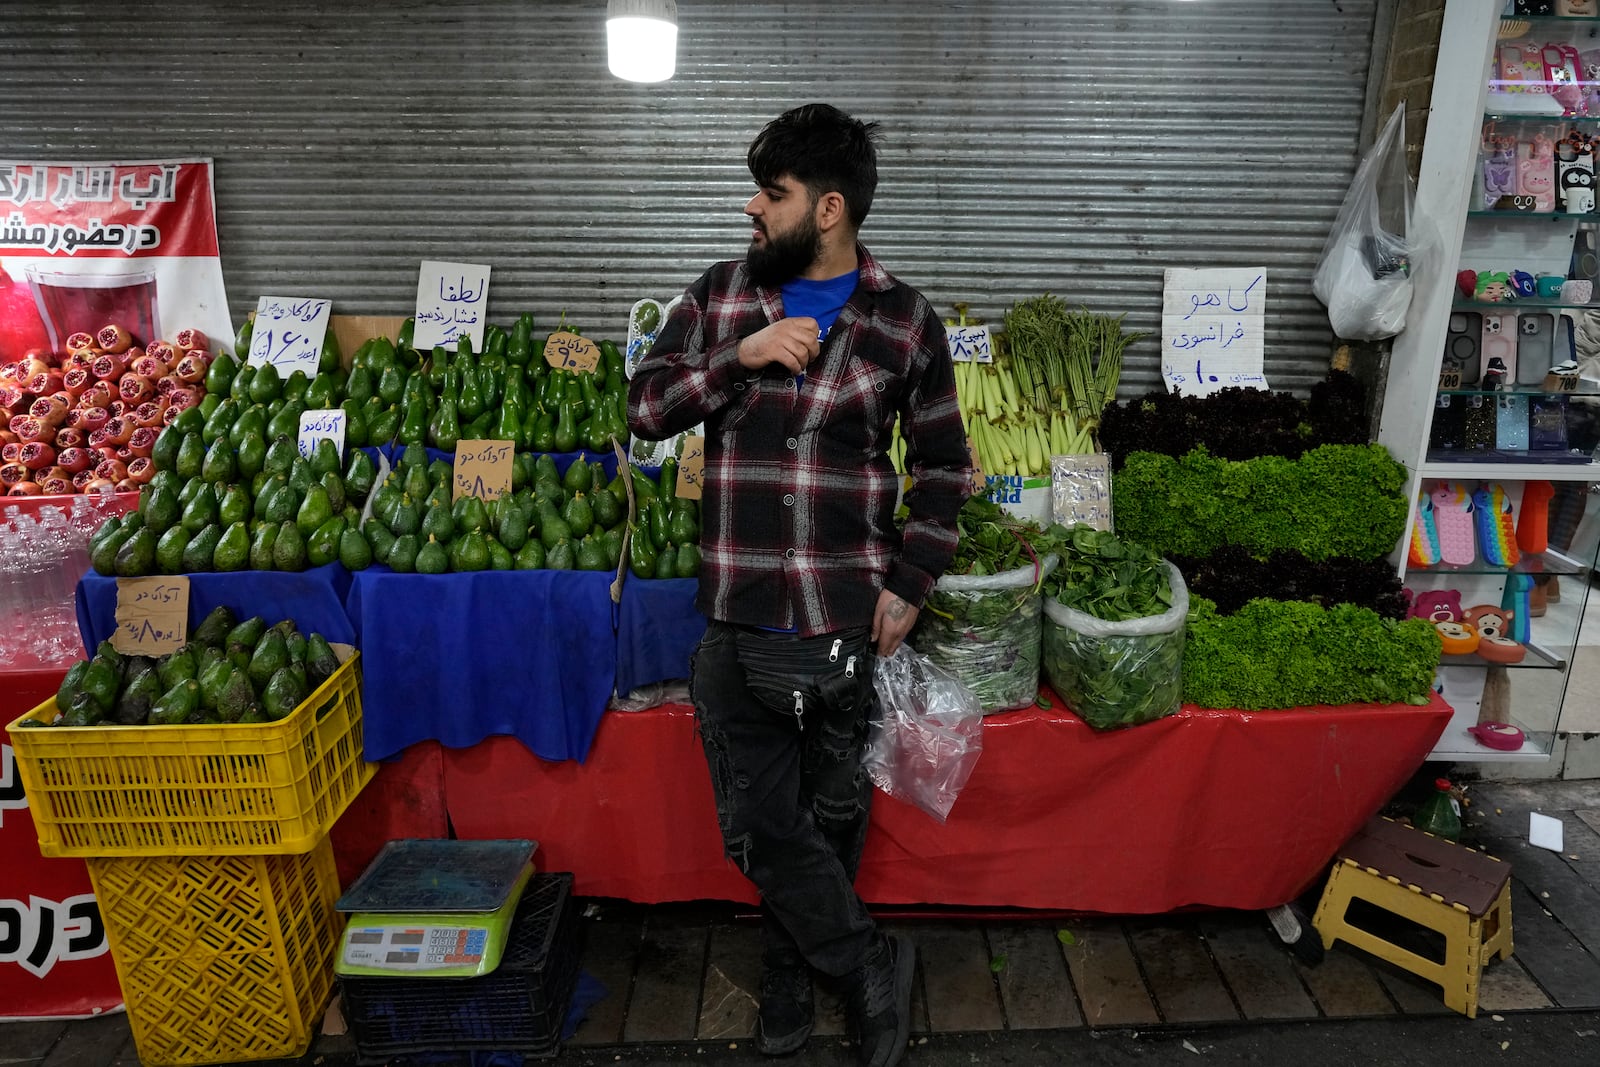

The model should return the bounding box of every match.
[1414,778,1462,842]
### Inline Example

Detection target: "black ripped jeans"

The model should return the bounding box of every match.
[690,620,879,979]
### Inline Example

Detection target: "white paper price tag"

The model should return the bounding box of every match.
[248,296,331,378]
[297,408,347,461]
[414,260,491,353]
[945,324,993,363]
[1160,268,1268,396]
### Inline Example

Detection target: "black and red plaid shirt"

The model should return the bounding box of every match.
[628,245,971,636]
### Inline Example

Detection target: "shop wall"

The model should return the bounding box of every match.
[0,0,1379,394]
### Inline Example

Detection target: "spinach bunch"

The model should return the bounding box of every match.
[1039,525,1173,622]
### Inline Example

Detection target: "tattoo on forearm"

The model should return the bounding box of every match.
[885,598,910,620]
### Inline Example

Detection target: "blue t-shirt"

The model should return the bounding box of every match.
[782,269,860,351]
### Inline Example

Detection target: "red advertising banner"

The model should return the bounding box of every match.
[0,159,231,361]
[1,736,122,1018]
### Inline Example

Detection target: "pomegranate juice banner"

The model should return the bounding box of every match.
[0,159,231,362]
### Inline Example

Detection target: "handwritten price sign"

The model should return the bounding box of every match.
[452,439,513,502]
[545,331,602,373]
[414,260,490,352]
[945,324,993,363]
[112,576,189,655]
[248,296,331,378]
[1160,267,1268,397]
[675,435,705,501]
[297,408,347,461]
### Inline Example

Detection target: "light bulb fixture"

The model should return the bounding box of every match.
[607,0,678,83]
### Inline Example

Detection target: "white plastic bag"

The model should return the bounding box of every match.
[1313,104,1429,340]
[910,555,1059,713]
[864,645,984,822]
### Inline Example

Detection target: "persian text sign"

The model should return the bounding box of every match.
[249,296,330,377]
[414,260,490,352]
[1161,268,1268,396]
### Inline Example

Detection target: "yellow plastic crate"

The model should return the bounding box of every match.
[88,840,341,1066]
[5,652,373,857]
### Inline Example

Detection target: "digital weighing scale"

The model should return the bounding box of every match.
[334,838,536,979]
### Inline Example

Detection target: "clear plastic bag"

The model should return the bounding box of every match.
[1312,103,1431,340]
[1041,561,1189,730]
[864,645,985,823]
[909,555,1059,713]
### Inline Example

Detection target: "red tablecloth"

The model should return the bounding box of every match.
[443,692,1453,913]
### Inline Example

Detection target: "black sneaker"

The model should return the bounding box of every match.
[756,955,813,1055]
[847,933,915,1067]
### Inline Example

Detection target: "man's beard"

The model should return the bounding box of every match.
[746,216,822,287]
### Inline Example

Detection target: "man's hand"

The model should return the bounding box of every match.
[871,590,919,656]
[738,317,820,375]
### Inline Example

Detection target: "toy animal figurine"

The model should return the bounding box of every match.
[1464,604,1526,663]
[1433,618,1482,656]
[1409,588,1465,623]
[1483,137,1518,209]
[1560,1,1597,17]
[1558,136,1596,213]
[1476,271,1513,302]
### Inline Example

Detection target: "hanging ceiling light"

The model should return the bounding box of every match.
[607,0,678,83]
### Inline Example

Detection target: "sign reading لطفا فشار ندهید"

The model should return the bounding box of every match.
[1160,267,1269,397]
[413,260,490,353]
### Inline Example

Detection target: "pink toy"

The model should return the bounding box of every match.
[1430,482,1477,566]
[1410,588,1465,623]
[1520,135,1557,212]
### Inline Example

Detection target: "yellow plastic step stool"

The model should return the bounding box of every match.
[1312,815,1513,1019]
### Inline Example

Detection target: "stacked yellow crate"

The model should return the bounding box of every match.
[6,653,373,1066]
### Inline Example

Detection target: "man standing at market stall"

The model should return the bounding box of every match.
[628,103,970,1067]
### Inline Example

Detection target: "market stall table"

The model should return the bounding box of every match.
[441,691,1454,913]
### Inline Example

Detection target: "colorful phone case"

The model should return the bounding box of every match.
[1497,394,1530,450]
[1519,135,1557,212]
[1472,483,1521,567]
[1481,311,1518,384]
[1431,482,1477,566]
[1517,312,1555,383]
[1483,136,1518,208]
[1557,138,1596,212]
[1464,396,1498,450]
[1409,487,1441,568]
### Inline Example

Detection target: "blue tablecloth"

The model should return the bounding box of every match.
[75,563,357,654]
[615,577,705,695]
[346,566,618,763]
[376,444,619,480]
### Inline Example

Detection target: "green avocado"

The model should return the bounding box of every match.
[296,483,333,539]
[218,484,252,528]
[192,604,236,648]
[247,630,289,690]
[113,527,156,577]
[147,678,200,726]
[545,538,575,570]
[344,449,377,502]
[174,431,206,479]
[513,539,546,570]
[216,666,256,723]
[248,361,282,405]
[305,632,340,690]
[180,482,219,534]
[339,526,374,571]
[386,533,420,573]
[143,483,180,534]
[236,431,267,480]
[262,666,307,721]
[180,523,222,573]
[157,646,198,691]
[264,435,298,476]
[272,520,308,572]
[307,516,346,568]
[415,534,449,575]
[198,655,233,710]
[310,436,341,478]
[653,544,678,580]
[248,521,279,570]
[576,533,609,572]
[112,666,161,725]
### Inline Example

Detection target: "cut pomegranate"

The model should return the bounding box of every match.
[114,444,133,461]
[53,426,85,449]
[94,457,127,482]
[131,401,164,428]
[117,375,154,404]
[90,352,127,381]
[0,442,18,462]
[78,407,110,434]
[29,395,69,426]
[154,374,179,397]
[65,332,97,354]
[10,415,46,442]
[55,446,91,473]
[127,426,158,457]
[19,441,56,470]
[174,328,208,352]
[64,351,94,374]
[63,408,84,430]
[71,469,94,490]
[113,477,139,492]
[107,399,127,419]
[173,354,206,383]
[39,472,73,495]
[168,388,198,411]
[0,462,28,487]
[125,457,154,483]
[82,475,113,493]
[62,367,91,397]
[7,481,43,496]
[0,385,24,411]
[102,417,134,445]
[96,324,133,354]
[130,354,165,379]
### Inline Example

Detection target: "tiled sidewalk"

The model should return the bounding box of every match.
[6,781,1598,1065]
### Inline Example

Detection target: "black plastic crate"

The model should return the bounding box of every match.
[341,871,582,1064]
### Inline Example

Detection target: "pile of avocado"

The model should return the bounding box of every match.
[39,606,341,728]
[361,443,699,576]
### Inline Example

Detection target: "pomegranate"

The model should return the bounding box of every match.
[113,444,133,462]
[82,476,114,493]
[63,408,84,430]
[64,351,95,374]
[0,442,18,462]
[29,395,69,426]
[94,457,127,482]
[161,404,182,426]
[97,324,133,354]
[174,328,208,352]
[0,384,24,411]
[90,352,128,381]
[62,367,92,397]
[7,481,43,497]
[39,471,73,495]
[131,401,164,428]
[25,369,61,396]
[101,417,133,445]
[71,470,95,490]
[127,426,159,457]
[10,415,46,442]
[131,354,166,379]
[54,426,85,448]
[78,382,113,408]
[117,375,154,405]
[55,446,91,473]
[18,441,55,470]
[125,457,154,483]
[90,443,118,462]
[107,399,127,419]
[78,406,110,433]
[0,462,28,487]
[65,332,97,355]
[168,388,198,411]
[172,354,206,383]
[154,374,179,397]
[114,478,139,493]
[145,340,177,366]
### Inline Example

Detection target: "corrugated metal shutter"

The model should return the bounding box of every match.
[0,0,1376,394]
